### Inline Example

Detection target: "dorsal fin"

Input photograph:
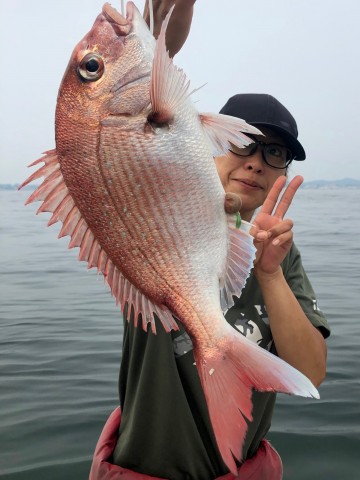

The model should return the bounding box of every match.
[220,216,256,311]
[19,153,178,334]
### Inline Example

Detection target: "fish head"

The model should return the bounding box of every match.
[55,2,155,143]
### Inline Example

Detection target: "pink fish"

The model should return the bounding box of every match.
[19,2,318,474]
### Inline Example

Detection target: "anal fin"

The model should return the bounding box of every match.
[19,150,178,335]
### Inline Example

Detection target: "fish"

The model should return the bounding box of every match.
[19,2,319,474]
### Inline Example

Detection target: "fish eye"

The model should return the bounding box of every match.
[78,53,104,81]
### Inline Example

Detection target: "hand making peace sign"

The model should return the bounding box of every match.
[251,175,304,277]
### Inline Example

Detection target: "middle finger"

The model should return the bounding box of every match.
[258,176,287,216]
[274,175,304,219]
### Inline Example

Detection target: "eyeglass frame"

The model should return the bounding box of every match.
[228,136,295,170]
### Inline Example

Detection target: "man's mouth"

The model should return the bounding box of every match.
[233,179,263,190]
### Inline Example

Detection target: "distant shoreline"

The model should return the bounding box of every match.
[3,178,360,191]
[299,178,360,189]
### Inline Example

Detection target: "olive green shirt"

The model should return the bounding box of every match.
[112,244,330,479]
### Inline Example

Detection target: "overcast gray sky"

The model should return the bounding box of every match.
[1,0,359,183]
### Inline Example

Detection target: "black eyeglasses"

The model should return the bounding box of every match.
[229,137,294,169]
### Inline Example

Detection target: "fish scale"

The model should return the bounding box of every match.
[99,116,226,283]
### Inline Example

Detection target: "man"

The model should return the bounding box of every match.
[89,2,329,479]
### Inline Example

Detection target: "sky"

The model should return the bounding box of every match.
[1,0,359,183]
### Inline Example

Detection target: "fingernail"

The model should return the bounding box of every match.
[272,239,280,246]
[256,231,268,241]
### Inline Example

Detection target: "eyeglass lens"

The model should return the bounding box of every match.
[229,139,293,169]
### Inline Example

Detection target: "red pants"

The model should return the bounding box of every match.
[89,408,283,480]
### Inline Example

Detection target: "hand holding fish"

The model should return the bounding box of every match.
[143,0,196,56]
[251,175,304,277]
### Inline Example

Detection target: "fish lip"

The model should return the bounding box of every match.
[102,2,132,34]
[102,3,125,23]
[126,1,136,22]
[101,2,148,38]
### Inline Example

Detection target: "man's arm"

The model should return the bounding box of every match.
[257,269,327,388]
[143,0,196,57]
[252,176,327,387]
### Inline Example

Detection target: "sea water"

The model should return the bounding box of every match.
[1,188,359,479]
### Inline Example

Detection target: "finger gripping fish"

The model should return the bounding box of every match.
[20,2,319,474]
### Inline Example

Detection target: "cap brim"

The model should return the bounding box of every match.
[250,122,306,161]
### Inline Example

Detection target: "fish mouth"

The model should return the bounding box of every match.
[100,2,151,40]
[102,2,134,35]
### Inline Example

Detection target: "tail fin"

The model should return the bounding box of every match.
[194,323,318,475]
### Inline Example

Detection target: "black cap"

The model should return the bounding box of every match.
[219,93,306,160]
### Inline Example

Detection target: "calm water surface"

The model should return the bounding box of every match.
[1,188,360,479]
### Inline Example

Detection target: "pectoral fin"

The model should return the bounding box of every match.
[200,112,262,157]
[220,217,256,311]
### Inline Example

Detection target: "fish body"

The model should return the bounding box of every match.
[20,2,319,474]
[57,4,230,339]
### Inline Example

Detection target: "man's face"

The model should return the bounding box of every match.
[215,127,290,221]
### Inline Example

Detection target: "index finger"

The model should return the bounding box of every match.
[274,175,304,218]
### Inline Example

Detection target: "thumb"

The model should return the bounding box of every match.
[250,223,270,242]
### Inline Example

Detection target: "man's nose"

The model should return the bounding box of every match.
[243,150,265,174]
